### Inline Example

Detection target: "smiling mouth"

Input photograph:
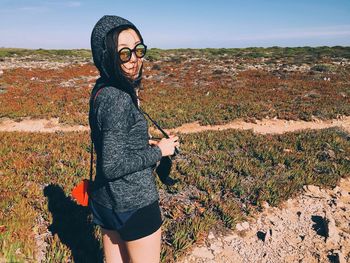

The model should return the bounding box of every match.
[122,64,139,76]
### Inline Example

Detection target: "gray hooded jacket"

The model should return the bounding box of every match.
[88,15,163,212]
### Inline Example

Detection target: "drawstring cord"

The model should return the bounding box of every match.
[89,87,180,183]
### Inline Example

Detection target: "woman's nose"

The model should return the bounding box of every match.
[129,51,138,62]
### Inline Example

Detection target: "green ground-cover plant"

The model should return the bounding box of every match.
[1,126,349,262]
[0,48,91,60]
[141,68,350,127]
[1,56,349,127]
[1,46,349,63]
[0,64,96,125]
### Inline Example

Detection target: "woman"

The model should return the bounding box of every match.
[88,15,180,263]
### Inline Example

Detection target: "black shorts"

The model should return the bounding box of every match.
[89,198,163,241]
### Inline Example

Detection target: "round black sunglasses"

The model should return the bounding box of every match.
[118,43,147,63]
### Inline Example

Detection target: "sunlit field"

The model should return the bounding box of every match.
[0,46,349,262]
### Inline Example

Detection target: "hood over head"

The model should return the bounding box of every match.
[91,15,141,80]
[90,15,144,112]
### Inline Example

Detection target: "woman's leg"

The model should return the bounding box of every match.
[124,226,162,263]
[101,227,130,263]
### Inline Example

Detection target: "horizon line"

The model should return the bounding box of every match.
[1,45,350,51]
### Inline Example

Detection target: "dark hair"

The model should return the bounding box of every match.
[103,25,144,109]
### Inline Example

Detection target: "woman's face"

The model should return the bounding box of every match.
[117,28,143,80]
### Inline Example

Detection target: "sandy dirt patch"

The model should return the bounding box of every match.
[0,116,349,135]
[177,176,350,263]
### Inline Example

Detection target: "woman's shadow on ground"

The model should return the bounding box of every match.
[44,184,104,263]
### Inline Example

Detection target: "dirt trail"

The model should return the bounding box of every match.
[0,117,89,133]
[152,115,350,135]
[0,116,349,134]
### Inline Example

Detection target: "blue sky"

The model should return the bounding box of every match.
[0,0,349,49]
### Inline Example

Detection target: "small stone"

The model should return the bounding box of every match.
[264,229,272,242]
[339,189,349,197]
[236,221,250,231]
[208,231,215,239]
[326,216,340,248]
[210,241,223,254]
[242,221,250,229]
[221,248,244,263]
[307,185,320,193]
[284,254,298,262]
[223,235,236,243]
[333,186,342,193]
[192,246,214,259]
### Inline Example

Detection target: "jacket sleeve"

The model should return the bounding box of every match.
[96,88,163,181]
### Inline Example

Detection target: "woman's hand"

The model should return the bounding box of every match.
[156,134,180,157]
